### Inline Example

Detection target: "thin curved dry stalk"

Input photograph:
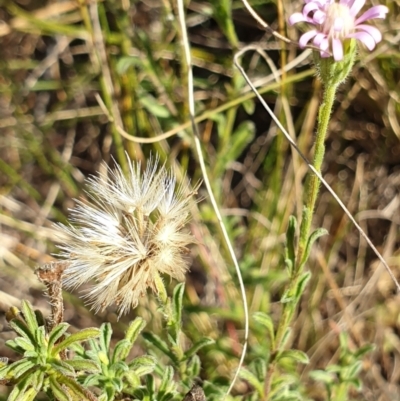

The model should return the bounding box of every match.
[175,0,249,398]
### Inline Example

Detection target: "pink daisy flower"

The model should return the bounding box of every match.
[289,0,389,61]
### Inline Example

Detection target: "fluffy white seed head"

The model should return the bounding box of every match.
[57,156,195,316]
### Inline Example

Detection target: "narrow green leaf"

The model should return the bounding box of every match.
[349,377,362,390]
[21,301,39,335]
[8,320,35,345]
[7,371,35,401]
[146,374,155,399]
[57,374,97,400]
[285,258,294,278]
[124,370,140,389]
[97,350,110,366]
[0,364,12,380]
[34,327,47,356]
[354,343,375,358]
[52,328,100,356]
[253,312,275,343]
[280,327,292,349]
[140,94,170,118]
[50,359,76,377]
[31,370,45,392]
[69,341,85,356]
[125,317,146,346]
[142,332,176,362]
[224,121,256,165]
[99,323,113,354]
[239,368,264,397]
[342,361,362,380]
[300,227,328,268]
[8,386,23,401]
[309,370,335,384]
[49,375,70,401]
[172,283,185,328]
[23,351,40,359]
[109,377,123,392]
[17,386,39,401]
[159,366,175,394]
[112,323,142,363]
[286,216,297,268]
[112,339,132,364]
[14,337,35,353]
[159,393,174,401]
[242,98,255,115]
[295,271,311,301]
[129,355,156,376]
[280,289,294,304]
[116,56,139,74]
[48,323,70,350]
[184,337,214,360]
[104,384,116,401]
[131,388,145,400]
[277,349,310,365]
[83,374,101,387]
[34,310,46,328]
[5,340,25,355]
[253,358,267,381]
[339,331,349,351]
[65,359,100,373]
[186,354,201,378]
[7,359,35,379]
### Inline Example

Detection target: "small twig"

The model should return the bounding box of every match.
[241,0,293,44]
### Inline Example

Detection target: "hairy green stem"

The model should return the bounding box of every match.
[263,82,338,400]
[296,82,338,269]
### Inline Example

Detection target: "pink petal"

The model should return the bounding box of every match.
[312,10,326,24]
[347,31,376,50]
[354,24,382,43]
[341,0,356,7]
[289,12,309,25]
[313,32,327,46]
[304,2,322,15]
[355,5,389,24]
[299,30,319,47]
[319,38,330,57]
[332,38,344,60]
[306,0,330,6]
[347,0,365,16]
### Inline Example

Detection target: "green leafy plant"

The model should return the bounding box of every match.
[0,301,100,401]
[71,319,156,401]
[310,333,375,401]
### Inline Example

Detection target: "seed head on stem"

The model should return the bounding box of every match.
[57,156,197,317]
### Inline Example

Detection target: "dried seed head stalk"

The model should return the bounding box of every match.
[35,261,68,330]
[57,156,196,316]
